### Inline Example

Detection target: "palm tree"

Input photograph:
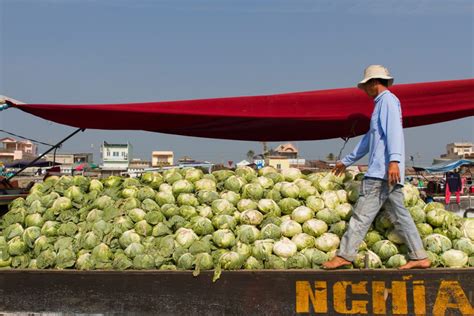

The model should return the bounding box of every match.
[247,150,255,162]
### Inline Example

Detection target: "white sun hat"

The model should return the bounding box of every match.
[357,65,394,89]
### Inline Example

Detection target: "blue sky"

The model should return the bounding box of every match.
[0,0,473,165]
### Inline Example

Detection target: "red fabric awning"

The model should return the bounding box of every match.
[9,79,474,141]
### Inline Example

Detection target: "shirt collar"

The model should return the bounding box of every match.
[374,90,390,103]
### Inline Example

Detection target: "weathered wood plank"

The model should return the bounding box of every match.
[0,269,473,315]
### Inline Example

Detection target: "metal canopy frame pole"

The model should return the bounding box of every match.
[4,128,85,182]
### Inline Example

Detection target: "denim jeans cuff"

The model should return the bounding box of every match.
[408,249,428,260]
[336,251,356,262]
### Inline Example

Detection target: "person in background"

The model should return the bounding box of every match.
[419,190,427,201]
[459,166,468,194]
[445,170,462,204]
[323,65,430,270]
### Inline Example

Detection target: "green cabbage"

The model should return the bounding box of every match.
[261,223,282,240]
[264,254,286,269]
[280,220,302,238]
[385,254,407,268]
[237,225,260,244]
[240,210,264,226]
[273,238,297,258]
[211,199,235,215]
[461,219,474,241]
[190,216,215,236]
[257,199,281,216]
[316,208,341,225]
[280,182,300,199]
[184,168,203,182]
[177,193,199,207]
[213,229,237,248]
[242,183,264,200]
[235,166,257,182]
[292,233,315,250]
[371,240,398,260]
[314,233,340,252]
[175,228,198,248]
[302,219,328,237]
[252,239,274,260]
[281,168,302,182]
[354,250,382,268]
[423,234,452,254]
[453,237,474,256]
[335,203,352,221]
[291,206,314,224]
[278,198,301,215]
[329,221,347,238]
[212,214,237,230]
[140,172,164,189]
[440,249,468,268]
[302,248,329,267]
[286,253,310,269]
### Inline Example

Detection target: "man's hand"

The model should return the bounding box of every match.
[388,161,400,184]
[332,161,346,177]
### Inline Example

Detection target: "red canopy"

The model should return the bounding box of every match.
[9,79,474,141]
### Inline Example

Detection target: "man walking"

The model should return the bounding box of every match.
[323,65,431,270]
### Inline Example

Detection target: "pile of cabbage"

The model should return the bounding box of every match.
[1,166,473,279]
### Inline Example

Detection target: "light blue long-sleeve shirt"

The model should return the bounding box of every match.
[341,90,405,183]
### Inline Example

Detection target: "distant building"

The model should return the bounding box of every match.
[44,153,93,164]
[273,143,298,159]
[0,137,37,163]
[128,159,151,177]
[178,156,194,164]
[434,142,474,163]
[267,156,290,170]
[43,153,93,175]
[151,151,174,167]
[443,142,473,158]
[249,143,299,170]
[288,159,306,168]
[236,160,251,167]
[100,141,133,175]
[45,153,74,165]
[74,153,93,164]
[306,160,331,171]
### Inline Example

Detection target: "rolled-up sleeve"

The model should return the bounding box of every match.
[379,96,403,162]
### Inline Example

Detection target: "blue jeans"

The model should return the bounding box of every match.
[337,178,427,261]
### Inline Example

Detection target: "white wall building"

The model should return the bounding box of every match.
[100,141,133,173]
[435,142,474,163]
[444,142,473,157]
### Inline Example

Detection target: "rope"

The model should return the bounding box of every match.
[337,137,351,161]
[336,120,359,161]
[0,129,55,147]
